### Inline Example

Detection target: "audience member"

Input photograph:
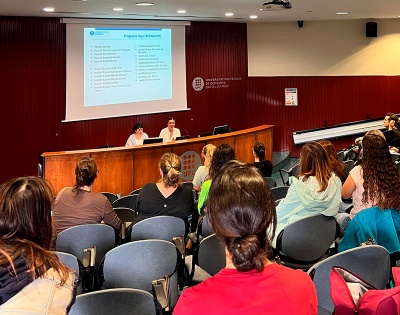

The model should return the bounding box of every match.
[125,122,149,146]
[252,141,273,177]
[174,161,318,315]
[273,141,341,247]
[197,143,235,214]
[53,157,122,235]
[318,139,347,182]
[159,117,181,142]
[192,144,216,192]
[339,130,398,230]
[134,153,193,223]
[383,112,400,147]
[0,177,77,312]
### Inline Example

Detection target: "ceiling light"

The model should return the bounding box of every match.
[43,7,54,12]
[177,10,186,14]
[225,12,234,16]
[113,7,123,11]
[336,12,349,15]
[250,15,258,19]
[135,2,154,6]
[261,0,292,11]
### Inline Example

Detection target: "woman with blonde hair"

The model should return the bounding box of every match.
[273,141,341,247]
[0,177,76,312]
[192,144,216,192]
[135,152,194,223]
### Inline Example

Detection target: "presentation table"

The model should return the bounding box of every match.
[41,125,273,196]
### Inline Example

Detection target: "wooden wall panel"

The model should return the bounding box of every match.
[247,76,400,156]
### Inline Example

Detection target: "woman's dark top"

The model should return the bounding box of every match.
[253,160,273,177]
[135,183,194,222]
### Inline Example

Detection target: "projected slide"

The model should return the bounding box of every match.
[84,28,172,107]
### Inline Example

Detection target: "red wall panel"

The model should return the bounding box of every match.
[247,76,400,156]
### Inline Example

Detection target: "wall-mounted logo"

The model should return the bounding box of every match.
[192,77,204,92]
[180,151,201,181]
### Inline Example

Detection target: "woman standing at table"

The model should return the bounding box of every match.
[159,117,181,142]
[125,122,149,146]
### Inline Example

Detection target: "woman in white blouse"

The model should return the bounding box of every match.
[159,117,181,142]
[125,122,149,146]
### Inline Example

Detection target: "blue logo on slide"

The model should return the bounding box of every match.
[90,31,94,36]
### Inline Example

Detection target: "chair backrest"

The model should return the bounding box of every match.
[337,150,345,162]
[308,245,391,314]
[270,185,289,201]
[344,160,355,173]
[55,251,80,275]
[199,214,214,238]
[103,240,178,307]
[279,163,299,185]
[99,192,118,204]
[56,224,116,264]
[275,214,337,268]
[131,216,186,243]
[130,188,142,195]
[69,288,158,315]
[112,194,137,210]
[264,176,277,188]
[197,234,226,276]
[114,207,137,222]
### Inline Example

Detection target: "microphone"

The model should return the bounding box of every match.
[106,139,110,148]
[184,129,190,137]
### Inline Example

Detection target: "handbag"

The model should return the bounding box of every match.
[330,266,400,315]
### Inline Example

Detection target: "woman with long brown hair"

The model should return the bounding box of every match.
[339,130,400,230]
[273,141,342,247]
[175,161,317,314]
[0,177,76,312]
[339,130,400,253]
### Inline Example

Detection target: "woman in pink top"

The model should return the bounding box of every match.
[340,129,397,229]
[174,160,317,315]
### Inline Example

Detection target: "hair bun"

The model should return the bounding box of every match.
[229,235,265,272]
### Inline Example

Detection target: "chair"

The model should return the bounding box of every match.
[112,194,137,210]
[99,192,118,204]
[131,216,186,243]
[198,132,213,137]
[343,159,355,173]
[308,245,391,315]
[114,207,137,243]
[56,224,116,265]
[270,185,289,201]
[55,251,80,276]
[264,176,277,188]
[274,214,337,270]
[337,150,345,162]
[69,288,158,315]
[55,251,82,294]
[102,240,179,308]
[130,188,142,195]
[279,163,299,186]
[186,234,225,285]
[56,224,116,292]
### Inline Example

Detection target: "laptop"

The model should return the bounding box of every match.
[175,135,190,141]
[143,137,164,145]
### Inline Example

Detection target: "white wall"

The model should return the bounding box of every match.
[247,19,400,76]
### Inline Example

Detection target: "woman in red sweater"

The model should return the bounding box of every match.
[174,160,317,315]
